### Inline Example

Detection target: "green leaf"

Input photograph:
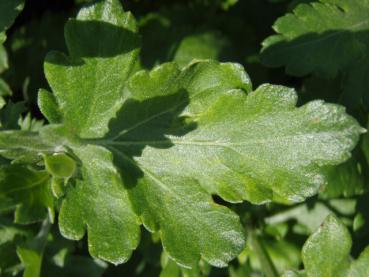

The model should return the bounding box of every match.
[172,31,231,68]
[37,89,62,124]
[261,0,369,107]
[320,155,367,198]
[18,113,45,132]
[0,44,8,73]
[0,130,54,163]
[249,236,301,275]
[44,153,76,179]
[2,0,363,268]
[291,215,369,276]
[302,215,351,276]
[0,79,12,97]
[0,0,24,43]
[44,0,140,138]
[160,251,209,277]
[347,246,369,276]
[0,101,26,130]
[0,217,33,275]
[0,165,53,223]
[17,219,51,277]
[106,61,363,204]
[139,10,232,69]
[58,144,140,265]
[265,199,356,234]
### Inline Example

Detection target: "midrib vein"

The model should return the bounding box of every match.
[98,131,341,148]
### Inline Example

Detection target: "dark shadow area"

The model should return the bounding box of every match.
[44,50,84,67]
[260,30,364,77]
[33,19,139,68]
[260,29,369,113]
[352,194,369,257]
[139,8,236,69]
[64,19,140,58]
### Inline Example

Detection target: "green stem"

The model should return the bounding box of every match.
[249,229,279,277]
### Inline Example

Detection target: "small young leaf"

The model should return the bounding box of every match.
[44,153,76,179]
[302,215,351,276]
[38,89,62,124]
[288,215,369,276]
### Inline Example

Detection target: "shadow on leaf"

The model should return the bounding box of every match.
[91,89,197,188]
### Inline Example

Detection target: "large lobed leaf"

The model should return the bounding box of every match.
[105,61,363,204]
[0,0,363,269]
[261,0,369,107]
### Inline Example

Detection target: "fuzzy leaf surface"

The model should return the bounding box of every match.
[104,61,363,205]
[38,59,363,267]
[58,144,140,265]
[44,0,140,138]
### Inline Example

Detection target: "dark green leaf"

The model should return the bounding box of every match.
[0,166,53,223]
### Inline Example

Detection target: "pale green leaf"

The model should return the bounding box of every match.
[18,113,45,132]
[58,144,140,265]
[37,89,62,124]
[290,215,369,277]
[302,215,351,277]
[44,153,76,179]
[0,131,54,163]
[44,0,140,138]
[104,61,363,204]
